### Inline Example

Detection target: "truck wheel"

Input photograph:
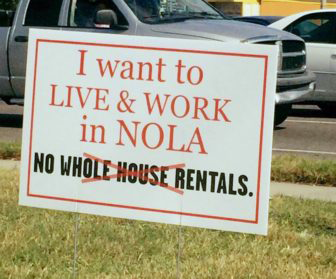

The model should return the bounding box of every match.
[318,102,336,115]
[274,104,292,127]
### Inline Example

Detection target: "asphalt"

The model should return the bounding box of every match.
[1,159,335,203]
[273,105,336,160]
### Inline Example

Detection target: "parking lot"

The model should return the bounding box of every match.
[0,101,336,160]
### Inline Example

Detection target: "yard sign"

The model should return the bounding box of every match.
[19,29,278,235]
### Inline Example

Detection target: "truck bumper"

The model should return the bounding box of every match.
[275,71,316,105]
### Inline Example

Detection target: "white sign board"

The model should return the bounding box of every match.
[20,29,277,235]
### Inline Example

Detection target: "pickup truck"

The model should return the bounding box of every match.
[0,0,315,126]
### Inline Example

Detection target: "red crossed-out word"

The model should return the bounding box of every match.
[81,153,185,195]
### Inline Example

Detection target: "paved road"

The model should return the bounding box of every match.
[1,101,336,160]
[273,105,336,159]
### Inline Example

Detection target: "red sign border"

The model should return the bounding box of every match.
[26,38,269,225]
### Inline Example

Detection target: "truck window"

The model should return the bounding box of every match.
[24,0,63,27]
[69,0,128,28]
[0,10,14,27]
[124,0,222,24]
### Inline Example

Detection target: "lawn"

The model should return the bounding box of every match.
[271,154,336,187]
[0,142,21,160]
[0,169,335,278]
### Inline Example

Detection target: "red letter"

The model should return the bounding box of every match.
[171,95,190,118]
[144,92,171,116]
[80,115,87,142]
[49,84,64,107]
[94,88,110,111]
[142,123,164,150]
[120,61,134,80]
[90,125,106,144]
[186,127,208,154]
[67,86,92,109]
[116,120,140,146]
[97,59,120,77]
[175,60,186,84]
[187,66,203,85]
[156,58,166,82]
[137,62,153,81]
[213,99,231,122]
[166,125,187,152]
[77,50,88,76]
[193,97,210,120]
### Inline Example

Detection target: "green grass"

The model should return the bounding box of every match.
[0,142,21,160]
[1,170,335,278]
[272,155,336,187]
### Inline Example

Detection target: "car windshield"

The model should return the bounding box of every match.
[124,0,225,24]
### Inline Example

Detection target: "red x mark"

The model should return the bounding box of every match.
[81,153,185,195]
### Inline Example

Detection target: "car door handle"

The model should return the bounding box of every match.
[14,36,28,42]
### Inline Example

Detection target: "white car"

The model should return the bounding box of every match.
[269,9,336,114]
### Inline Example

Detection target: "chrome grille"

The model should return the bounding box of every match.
[282,40,305,52]
[280,40,306,74]
[257,40,306,75]
[282,55,306,72]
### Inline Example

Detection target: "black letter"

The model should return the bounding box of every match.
[175,169,185,189]
[186,169,195,190]
[34,152,44,173]
[217,173,227,194]
[209,171,218,192]
[103,160,111,181]
[238,175,248,196]
[61,156,72,176]
[228,173,236,195]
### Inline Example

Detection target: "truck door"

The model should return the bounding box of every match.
[8,0,64,97]
[0,10,14,98]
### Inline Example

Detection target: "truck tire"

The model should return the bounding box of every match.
[274,104,292,127]
[318,102,336,116]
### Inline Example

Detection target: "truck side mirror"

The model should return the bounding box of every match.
[95,10,118,28]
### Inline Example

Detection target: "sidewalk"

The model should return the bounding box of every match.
[0,159,20,170]
[271,182,336,202]
[1,160,335,202]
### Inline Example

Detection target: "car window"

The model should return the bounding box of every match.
[24,0,63,27]
[69,0,128,28]
[285,12,336,44]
